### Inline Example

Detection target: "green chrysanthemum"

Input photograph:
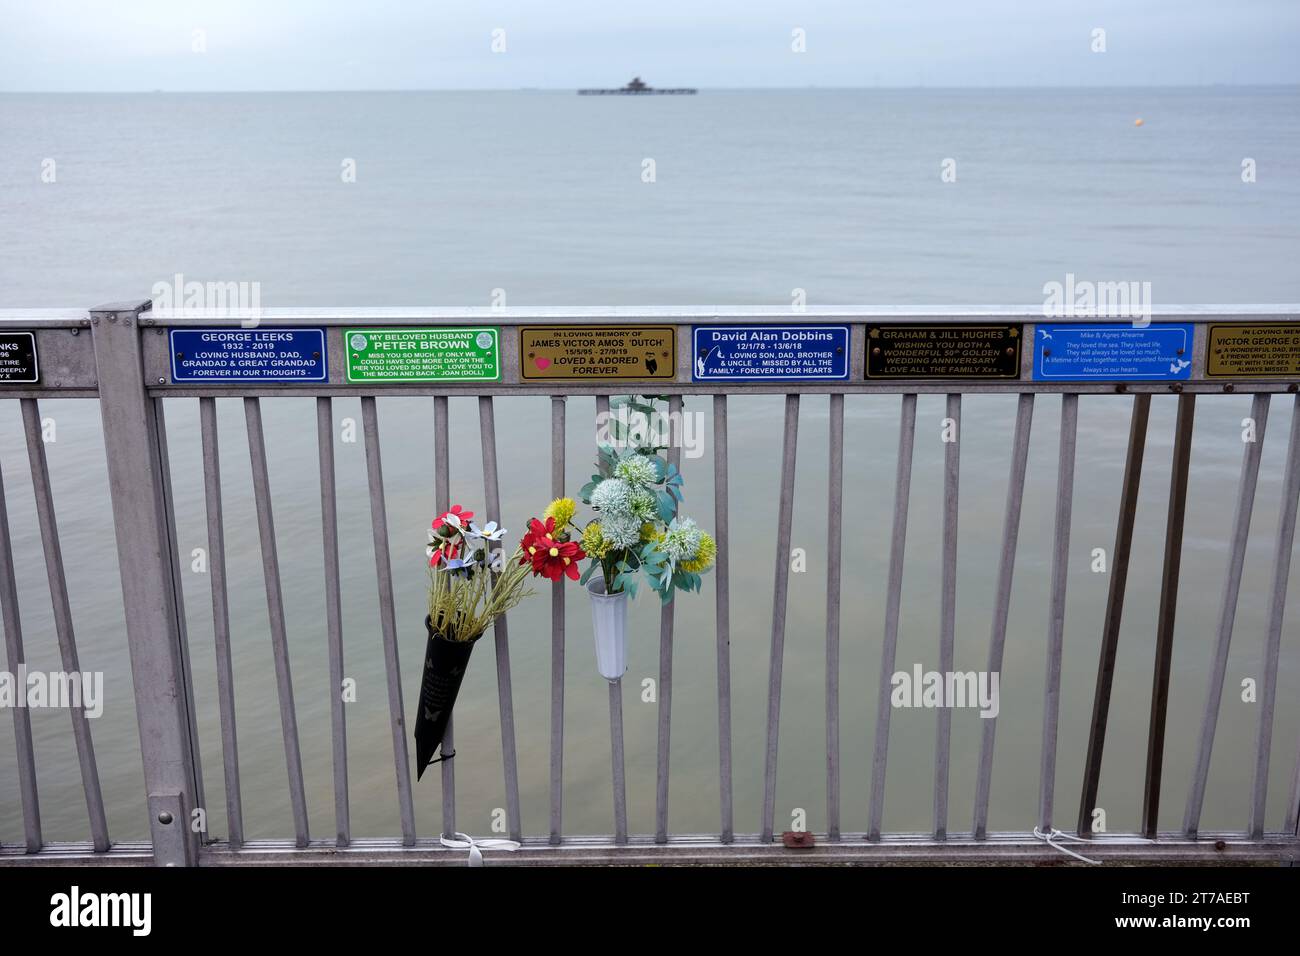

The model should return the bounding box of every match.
[602,512,643,550]
[630,487,658,521]
[657,517,703,564]
[614,454,657,487]
[590,478,633,516]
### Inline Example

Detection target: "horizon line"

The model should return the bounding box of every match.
[3,81,1299,95]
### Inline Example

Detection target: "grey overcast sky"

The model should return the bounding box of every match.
[2,0,1297,92]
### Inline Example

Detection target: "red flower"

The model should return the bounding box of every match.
[432,505,475,532]
[530,536,587,582]
[518,517,555,564]
[427,540,460,568]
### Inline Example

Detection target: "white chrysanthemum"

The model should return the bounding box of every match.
[659,517,703,563]
[614,454,657,487]
[590,478,634,516]
[630,487,658,521]
[602,512,643,550]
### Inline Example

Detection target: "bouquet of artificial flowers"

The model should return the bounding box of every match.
[414,505,533,779]
[520,396,715,679]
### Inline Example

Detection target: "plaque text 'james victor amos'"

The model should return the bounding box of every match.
[520,326,675,380]
[866,325,1022,379]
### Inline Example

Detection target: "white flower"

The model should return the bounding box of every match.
[466,520,506,542]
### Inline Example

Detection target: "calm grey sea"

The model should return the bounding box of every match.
[2,88,1299,844]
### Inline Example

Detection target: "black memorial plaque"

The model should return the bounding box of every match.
[0,332,38,383]
[866,324,1021,379]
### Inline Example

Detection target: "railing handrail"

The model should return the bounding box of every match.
[3,298,1300,866]
[4,304,1299,328]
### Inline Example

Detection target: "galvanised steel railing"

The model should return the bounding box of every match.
[2,301,1300,865]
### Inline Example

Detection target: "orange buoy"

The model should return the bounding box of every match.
[1134,118,1144,126]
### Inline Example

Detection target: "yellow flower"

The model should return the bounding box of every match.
[582,521,612,560]
[544,497,577,527]
[681,532,716,573]
[639,522,657,543]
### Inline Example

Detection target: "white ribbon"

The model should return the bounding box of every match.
[1032,825,1100,865]
[440,831,521,867]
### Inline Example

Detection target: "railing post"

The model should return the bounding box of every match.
[90,300,201,866]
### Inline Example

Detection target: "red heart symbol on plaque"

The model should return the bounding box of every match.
[534,356,552,370]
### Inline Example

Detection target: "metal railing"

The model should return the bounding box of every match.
[2,300,1300,865]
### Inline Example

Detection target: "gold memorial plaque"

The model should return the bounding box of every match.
[1206,324,1300,378]
[520,326,676,380]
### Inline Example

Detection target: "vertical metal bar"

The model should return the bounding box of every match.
[150,400,206,821]
[316,397,349,846]
[1038,393,1078,833]
[360,397,417,845]
[549,396,566,846]
[974,393,1035,839]
[433,395,455,837]
[1256,396,1300,838]
[478,395,522,842]
[243,396,310,847]
[21,399,110,851]
[1185,393,1269,837]
[609,680,628,844]
[0,440,42,852]
[200,397,244,847]
[90,302,199,865]
[825,394,844,842]
[654,394,682,844]
[1077,393,1150,837]
[596,395,627,844]
[713,394,734,844]
[761,394,800,843]
[1142,393,1196,839]
[934,394,960,840]
[868,393,917,842]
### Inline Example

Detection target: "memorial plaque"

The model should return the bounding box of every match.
[1206,324,1300,378]
[0,332,38,383]
[865,325,1021,379]
[692,325,849,381]
[520,326,674,380]
[345,327,500,382]
[170,328,327,382]
[1032,323,1194,381]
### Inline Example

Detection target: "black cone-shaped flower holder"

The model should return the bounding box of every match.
[414,616,480,780]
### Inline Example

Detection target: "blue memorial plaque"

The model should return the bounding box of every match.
[693,325,849,381]
[170,328,328,382]
[1032,323,1195,381]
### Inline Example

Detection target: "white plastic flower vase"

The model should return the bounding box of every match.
[586,576,628,681]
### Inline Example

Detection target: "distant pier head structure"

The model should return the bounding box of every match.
[578,76,697,95]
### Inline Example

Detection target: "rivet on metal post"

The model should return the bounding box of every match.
[158,810,173,825]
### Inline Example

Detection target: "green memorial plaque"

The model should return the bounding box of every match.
[344,328,500,382]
